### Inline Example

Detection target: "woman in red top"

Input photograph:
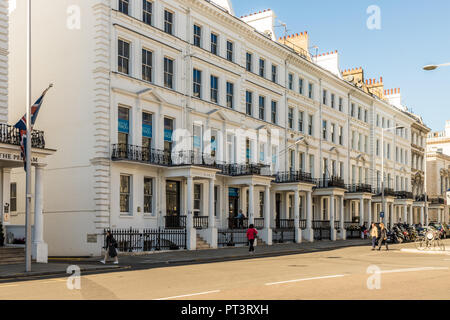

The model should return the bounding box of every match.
[247,224,258,254]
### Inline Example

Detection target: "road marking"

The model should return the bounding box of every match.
[265,274,345,286]
[377,267,449,274]
[154,290,221,300]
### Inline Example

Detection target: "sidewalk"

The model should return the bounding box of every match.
[0,263,125,281]
[0,239,371,281]
[51,238,371,267]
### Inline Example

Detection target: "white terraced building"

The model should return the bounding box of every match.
[5,0,431,257]
[0,0,55,263]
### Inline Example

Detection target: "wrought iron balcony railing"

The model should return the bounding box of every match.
[430,197,445,205]
[346,184,373,194]
[216,163,272,177]
[315,176,346,189]
[0,123,45,149]
[275,171,315,184]
[112,144,171,166]
[112,144,219,168]
[374,188,396,197]
[415,194,427,202]
[395,191,414,199]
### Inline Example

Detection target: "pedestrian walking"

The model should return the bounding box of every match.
[237,210,245,229]
[361,223,367,239]
[377,223,389,251]
[246,224,258,254]
[369,223,379,250]
[100,230,119,264]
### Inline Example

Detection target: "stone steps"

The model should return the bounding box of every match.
[196,235,211,250]
[0,247,25,265]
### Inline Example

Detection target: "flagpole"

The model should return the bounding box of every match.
[25,0,32,272]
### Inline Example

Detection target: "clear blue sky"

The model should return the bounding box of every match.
[232,0,450,132]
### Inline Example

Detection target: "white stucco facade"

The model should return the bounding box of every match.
[5,0,431,256]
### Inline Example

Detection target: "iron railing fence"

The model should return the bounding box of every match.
[373,188,396,197]
[0,124,45,149]
[104,228,187,252]
[164,216,187,229]
[415,194,427,202]
[193,216,209,229]
[430,197,445,205]
[346,184,373,194]
[217,163,272,177]
[274,171,315,184]
[272,229,295,243]
[334,221,341,230]
[227,218,264,230]
[312,220,331,229]
[315,177,346,189]
[218,229,248,247]
[395,191,414,199]
[276,219,294,229]
[111,144,220,168]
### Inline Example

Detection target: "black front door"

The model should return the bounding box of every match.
[228,188,239,228]
[275,193,281,228]
[166,181,180,228]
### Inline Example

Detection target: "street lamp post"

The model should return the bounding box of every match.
[423,63,450,71]
[381,126,404,227]
[422,62,448,225]
[25,0,32,273]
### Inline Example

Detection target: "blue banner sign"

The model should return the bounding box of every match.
[164,129,173,142]
[142,124,152,138]
[118,118,129,134]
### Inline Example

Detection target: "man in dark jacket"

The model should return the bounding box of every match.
[377,223,389,251]
[100,231,119,264]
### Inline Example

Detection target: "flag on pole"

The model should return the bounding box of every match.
[14,84,53,171]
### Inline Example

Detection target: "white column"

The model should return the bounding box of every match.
[408,205,413,225]
[264,186,270,229]
[340,196,346,240]
[389,203,394,228]
[294,190,301,243]
[248,183,254,224]
[438,208,442,224]
[403,205,408,224]
[330,194,336,241]
[208,179,215,228]
[304,191,313,242]
[420,206,424,226]
[261,185,272,245]
[359,198,364,227]
[368,200,372,226]
[32,164,48,263]
[207,178,217,248]
[223,184,229,229]
[186,176,196,250]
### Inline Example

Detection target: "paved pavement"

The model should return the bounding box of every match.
[50,238,371,267]
[0,263,124,282]
[1,239,449,300]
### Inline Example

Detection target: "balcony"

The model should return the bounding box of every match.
[315,176,346,189]
[395,191,414,199]
[430,197,445,205]
[0,123,46,149]
[217,163,272,177]
[346,184,373,194]
[111,144,219,168]
[374,188,396,197]
[415,194,427,202]
[112,144,170,166]
[274,171,315,184]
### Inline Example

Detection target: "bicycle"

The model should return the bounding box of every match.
[415,228,446,251]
